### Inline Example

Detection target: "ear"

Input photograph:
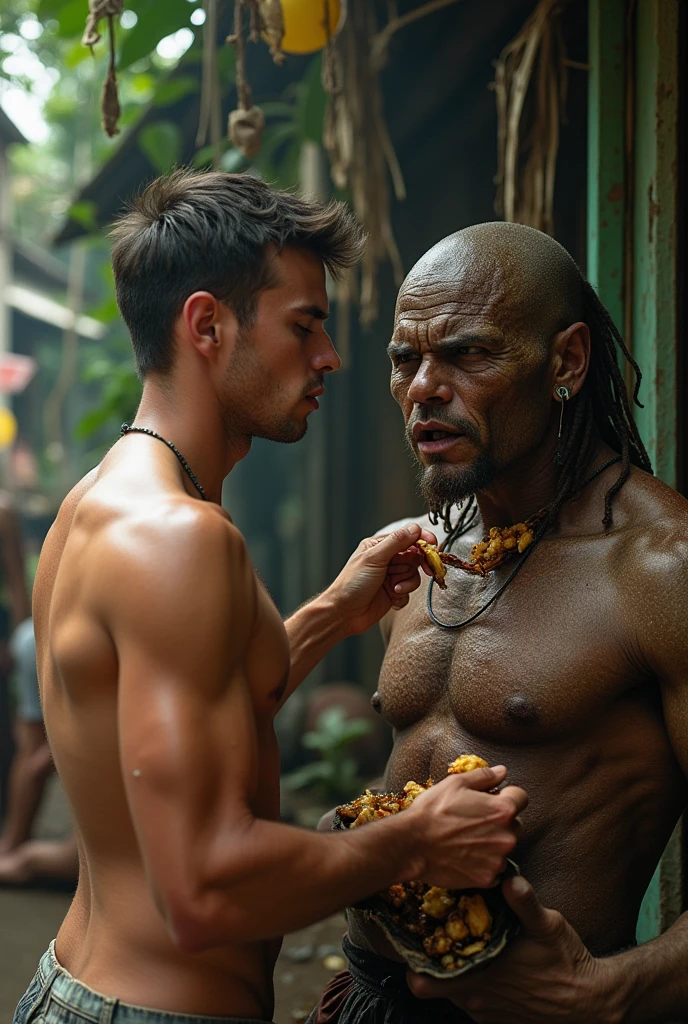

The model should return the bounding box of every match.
[550,321,590,400]
[181,291,236,362]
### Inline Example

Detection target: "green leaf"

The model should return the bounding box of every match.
[75,407,113,440]
[259,120,298,162]
[130,71,156,96]
[56,0,93,38]
[284,761,333,791]
[68,200,99,232]
[119,0,197,71]
[152,74,199,107]
[37,0,76,18]
[139,120,182,173]
[88,296,120,324]
[299,56,327,144]
[64,39,93,68]
[260,101,297,121]
[221,147,245,172]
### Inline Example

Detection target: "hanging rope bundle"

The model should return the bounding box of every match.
[227,0,285,159]
[82,0,123,138]
[493,0,569,234]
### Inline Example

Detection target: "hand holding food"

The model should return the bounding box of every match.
[335,755,526,977]
[418,516,546,584]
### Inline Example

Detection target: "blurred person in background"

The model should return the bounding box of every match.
[0,616,78,884]
[0,489,33,832]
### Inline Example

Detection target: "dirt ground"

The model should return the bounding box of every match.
[0,777,348,1024]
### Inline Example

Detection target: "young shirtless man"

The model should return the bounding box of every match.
[13,173,526,1024]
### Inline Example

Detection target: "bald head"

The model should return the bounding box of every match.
[397,221,585,344]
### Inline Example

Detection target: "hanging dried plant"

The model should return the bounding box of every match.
[82,0,124,137]
[322,0,405,326]
[493,0,569,235]
[226,0,286,159]
[321,0,462,326]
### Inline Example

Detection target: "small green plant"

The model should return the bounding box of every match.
[285,706,372,804]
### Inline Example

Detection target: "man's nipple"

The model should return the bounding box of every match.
[371,691,383,715]
[502,693,539,726]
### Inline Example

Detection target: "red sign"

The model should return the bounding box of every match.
[0,352,37,394]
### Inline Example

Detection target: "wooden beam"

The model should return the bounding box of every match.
[587,0,626,330]
[631,0,680,486]
[630,0,682,943]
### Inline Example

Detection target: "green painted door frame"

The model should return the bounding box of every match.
[587,0,683,942]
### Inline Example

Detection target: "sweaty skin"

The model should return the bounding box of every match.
[348,224,688,1023]
[31,241,526,1021]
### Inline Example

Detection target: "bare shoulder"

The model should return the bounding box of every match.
[617,468,688,569]
[70,487,256,630]
[613,470,688,650]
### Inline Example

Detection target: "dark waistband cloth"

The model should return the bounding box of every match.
[305,934,473,1024]
[13,941,274,1024]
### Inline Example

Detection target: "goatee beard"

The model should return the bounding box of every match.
[417,456,497,518]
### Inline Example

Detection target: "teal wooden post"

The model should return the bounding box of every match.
[588,0,683,944]
[631,0,682,944]
[587,0,626,330]
[631,0,679,485]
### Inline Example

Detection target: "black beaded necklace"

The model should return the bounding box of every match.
[119,423,208,502]
[426,456,622,630]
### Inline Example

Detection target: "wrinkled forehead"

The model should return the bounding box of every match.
[393,239,526,343]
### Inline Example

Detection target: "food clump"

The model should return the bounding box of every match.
[336,753,494,972]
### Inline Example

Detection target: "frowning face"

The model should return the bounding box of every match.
[389,244,553,511]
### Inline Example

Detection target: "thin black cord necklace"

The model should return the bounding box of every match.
[426,456,622,630]
[119,424,208,502]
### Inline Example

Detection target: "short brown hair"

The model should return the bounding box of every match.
[110,169,366,376]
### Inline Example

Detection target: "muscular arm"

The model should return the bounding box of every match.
[282,522,437,702]
[605,535,688,1023]
[102,507,523,953]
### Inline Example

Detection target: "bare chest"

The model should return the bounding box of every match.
[245,582,291,710]
[378,543,642,745]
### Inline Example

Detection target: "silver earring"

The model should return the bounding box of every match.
[555,386,570,440]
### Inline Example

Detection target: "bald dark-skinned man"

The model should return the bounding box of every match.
[307,222,688,1024]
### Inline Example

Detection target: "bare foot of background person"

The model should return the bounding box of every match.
[0,836,78,885]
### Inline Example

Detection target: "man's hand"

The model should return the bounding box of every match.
[403,767,527,889]
[406,875,620,1024]
[324,523,436,637]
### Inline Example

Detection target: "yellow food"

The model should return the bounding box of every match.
[462,893,493,937]
[445,912,469,942]
[337,752,498,972]
[421,887,455,919]
[417,539,448,589]
[448,754,489,775]
[423,927,453,957]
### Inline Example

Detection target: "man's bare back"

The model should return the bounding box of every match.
[353,462,688,963]
[33,444,286,1017]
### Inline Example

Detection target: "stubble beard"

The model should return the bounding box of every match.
[221,329,311,445]
[404,413,497,517]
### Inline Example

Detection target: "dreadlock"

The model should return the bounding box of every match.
[420,230,653,541]
[548,279,652,530]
